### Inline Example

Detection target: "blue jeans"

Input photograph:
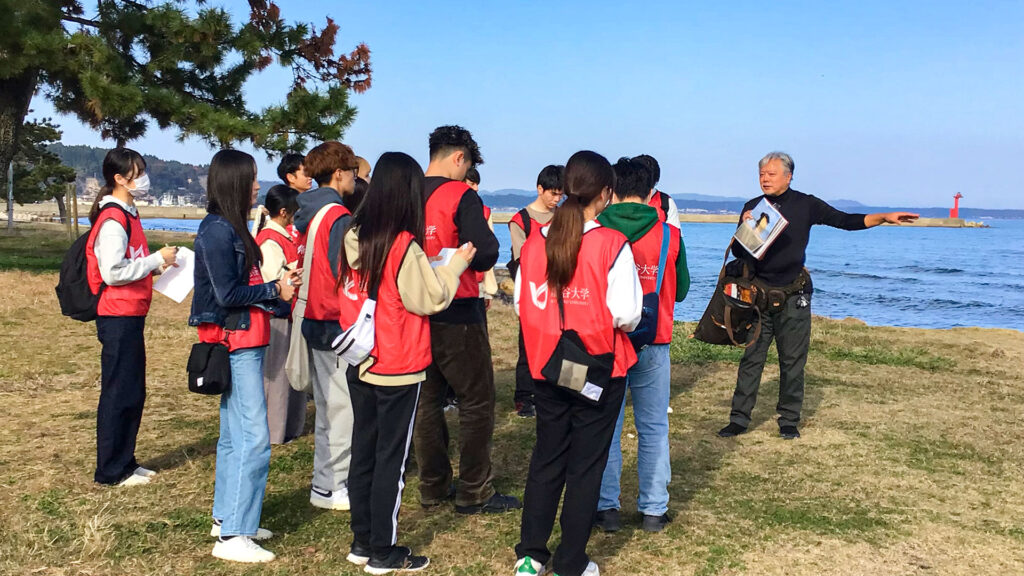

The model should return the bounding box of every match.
[598,344,671,516]
[213,347,271,537]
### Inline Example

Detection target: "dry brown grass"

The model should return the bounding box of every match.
[1,249,1022,575]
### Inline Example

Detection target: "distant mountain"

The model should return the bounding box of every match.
[830,198,866,209]
[49,143,207,202]
[673,192,749,203]
[481,188,534,196]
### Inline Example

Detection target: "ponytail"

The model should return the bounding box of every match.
[89,148,146,223]
[545,150,614,291]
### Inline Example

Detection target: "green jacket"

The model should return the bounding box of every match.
[597,202,690,301]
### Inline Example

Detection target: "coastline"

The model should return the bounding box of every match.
[11,202,989,228]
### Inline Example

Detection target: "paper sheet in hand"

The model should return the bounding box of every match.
[734,198,788,260]
[430,247,456,269]
[153,246,195,303]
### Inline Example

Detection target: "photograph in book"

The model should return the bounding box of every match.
[734,198,789,260]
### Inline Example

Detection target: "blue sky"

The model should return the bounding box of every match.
[30,0,1024,208]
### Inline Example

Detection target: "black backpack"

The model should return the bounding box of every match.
[55,205,132,322]
[505,207,532,280]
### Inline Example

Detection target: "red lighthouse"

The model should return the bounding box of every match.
[950,192,963,218]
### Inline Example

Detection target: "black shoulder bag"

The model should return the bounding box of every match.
[187,335,231,395]
[539,292,615,406]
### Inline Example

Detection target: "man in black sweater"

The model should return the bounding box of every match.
[718,152,917,440]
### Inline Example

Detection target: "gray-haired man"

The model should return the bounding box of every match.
[718,152,918,440]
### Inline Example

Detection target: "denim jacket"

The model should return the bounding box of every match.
[188,213,289,329]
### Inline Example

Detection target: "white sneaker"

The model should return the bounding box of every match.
[514,556,548,574]
[310,485,350,511]
[211,536,276,563]
[134,466,157,478]
[582,561,600,576]
[210,522,273,541]
[117,473,151,487]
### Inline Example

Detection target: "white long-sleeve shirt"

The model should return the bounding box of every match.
[258,219,299,282]
[95,196,164,286]
[514,220,642,332]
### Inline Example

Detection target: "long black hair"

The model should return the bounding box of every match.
[207,149,261,270]
[89,148,146,223]
[546,150,614,290]
[338,152,425,297]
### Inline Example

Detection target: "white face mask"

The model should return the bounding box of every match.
[128,173,151,197]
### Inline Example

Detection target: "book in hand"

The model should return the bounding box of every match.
[733,197,788,260]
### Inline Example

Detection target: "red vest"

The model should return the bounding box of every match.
[198,266,271,351]
[648,190,669,223]
[424,180,480,300]
[631,223,680,344]
[476,205,492,285]
[256,226,299,267]
[298,204,350,321]
[85,206,153,317]
[519,225,637,379]
[337,232,432,377]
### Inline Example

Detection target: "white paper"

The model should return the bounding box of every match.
[430,247,457,269]
[581,381,603,402]
[153,246,195,303]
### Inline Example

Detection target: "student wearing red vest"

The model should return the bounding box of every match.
[337,152,476,573]
[256,185,306,445]
[85,148,178,487]
[291,141,359,511]
[190,150,299,563]
[513,151,643,576]
[508,164,563,418]
[416,125,519,514]
[594,158,691,534]
[632,155,680,230]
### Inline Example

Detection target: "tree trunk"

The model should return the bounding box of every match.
[0,69,39,229]
[55,194,68,224]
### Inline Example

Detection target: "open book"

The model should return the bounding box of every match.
[733,198,788,260]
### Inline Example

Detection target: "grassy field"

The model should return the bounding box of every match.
[1,226,1023,576]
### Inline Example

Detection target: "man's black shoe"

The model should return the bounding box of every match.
[346,540,371,566]
[641,513,671,533]
[455,492,523,515]
[717,422,748,437]
[780,425,800,440]
[594,508,621,532]
[365,546,429,574]
[516,401,536,418]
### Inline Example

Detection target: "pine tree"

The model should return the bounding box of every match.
[1,0,372,217]
[12,118,77,222]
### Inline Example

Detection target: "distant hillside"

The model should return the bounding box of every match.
[50,143,208,202]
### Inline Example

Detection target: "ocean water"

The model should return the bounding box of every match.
[107,217,1024,330]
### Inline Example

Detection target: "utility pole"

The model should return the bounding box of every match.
[6,161,12,231]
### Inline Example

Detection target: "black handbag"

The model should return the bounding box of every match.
[539,296,615,406]
[187,341,232,395]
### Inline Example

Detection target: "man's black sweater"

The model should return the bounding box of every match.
[731,188,866,289]
[424,176,500,324]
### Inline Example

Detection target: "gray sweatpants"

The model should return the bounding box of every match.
[309,347,353,492]
[264,318,307,444]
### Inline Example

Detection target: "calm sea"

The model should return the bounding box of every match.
[112,217,1024,330]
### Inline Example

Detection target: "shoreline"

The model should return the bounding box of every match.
[11,202,991,228]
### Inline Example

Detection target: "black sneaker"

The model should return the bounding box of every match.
[717,422,748,437]
[364,546,429,574]
[780,425,800,440]
[515,401,536,418]
[641,513,671,533]
[455,492,523,515]
[347,540,371,566]
[594,508,621,532]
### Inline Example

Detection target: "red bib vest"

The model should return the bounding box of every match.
[198,266,271,351]
[509,208,542,239]
[298,204,351,321]
[337,232,432,377]
[631,223,680,344]
[256,226,299,267]
[648,190,669,223]
[476,205,492,286]
[519,225,637,380]
[424,180,480,300]
[85,206,153,317]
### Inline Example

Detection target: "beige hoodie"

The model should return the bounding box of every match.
[343,227,469,385]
